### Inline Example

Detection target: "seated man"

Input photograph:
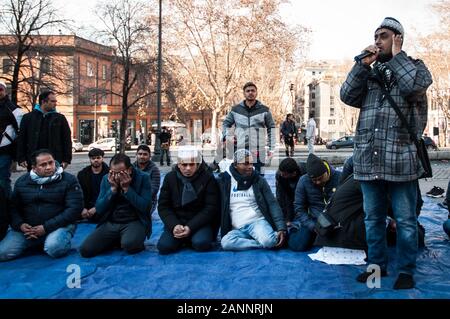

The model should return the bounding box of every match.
[0,149,82,261]
[218,149,286,251]
[77,148,109,222]
[275,158,307,225]
[79,153,153,257]
[133,144,160,214]
[288,153,341,252]
[157,146,220,254]
[0,187,9,241]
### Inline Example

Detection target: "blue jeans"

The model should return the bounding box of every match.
[288,226,316,252]
[0,154,12,197]
[157,225,213,254]
[360,180,418,275]
[0,224,76,261]
[221,219,277,251]
[444,219,450,237]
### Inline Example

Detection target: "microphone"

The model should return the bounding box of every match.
[354,50,375,62]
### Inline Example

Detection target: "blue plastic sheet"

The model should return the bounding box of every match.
[1,171,449,299]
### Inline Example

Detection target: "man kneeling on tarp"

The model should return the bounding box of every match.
[0,149,82,261]
[157,146,220,254]
[79,153,152,257]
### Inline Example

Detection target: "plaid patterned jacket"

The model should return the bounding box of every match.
[340,51,432,182]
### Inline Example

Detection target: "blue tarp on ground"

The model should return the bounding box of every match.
[1,171,449,299]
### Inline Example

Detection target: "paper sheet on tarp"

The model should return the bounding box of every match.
[308,247,367,265]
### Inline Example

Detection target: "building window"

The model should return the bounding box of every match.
[312,71,316,76]
[330,96,334,106]
[311,93,315,99]
[328,119,336,125]
[102,65,107,80]
[87,61,94,77]
[330,108,335,116]
[40,58,52,74]
[311,101,315,108]
[101,91,107,105]
[2,58,12,74]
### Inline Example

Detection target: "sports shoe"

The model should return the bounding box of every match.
[426,186,445,198]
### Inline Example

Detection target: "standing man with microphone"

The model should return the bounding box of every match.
[340,17,432,290]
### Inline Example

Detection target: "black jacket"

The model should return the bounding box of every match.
[314,175,366,250]
[10,172,83,234]
[77,162,109,209]
[158,162,220,234]
[275,161,306,222]
[17,109,72,166]
[217,170,286,238]
[0,95,20,158]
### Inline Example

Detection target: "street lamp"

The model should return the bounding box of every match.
[152,0,163,162]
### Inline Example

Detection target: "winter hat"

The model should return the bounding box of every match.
[234,149,252,164]
[376,17,404,36]
[306,153,327,178]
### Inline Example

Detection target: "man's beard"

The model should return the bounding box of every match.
[377,52,393,63]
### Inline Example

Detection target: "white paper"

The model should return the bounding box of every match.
[308,246,367,265]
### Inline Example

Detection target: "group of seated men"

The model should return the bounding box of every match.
[0,145,448,263]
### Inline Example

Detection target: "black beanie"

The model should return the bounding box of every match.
[306,153,327,178]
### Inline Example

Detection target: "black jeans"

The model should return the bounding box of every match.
[160,148,171,165]
[157,225,214,254]
[80,220,147,257]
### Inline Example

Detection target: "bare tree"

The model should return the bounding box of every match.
[166,0,310,144]
[95,0,156,153]
[0,0,66,105]
[415,0,450,146]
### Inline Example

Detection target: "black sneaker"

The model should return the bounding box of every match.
[426,186,445,198]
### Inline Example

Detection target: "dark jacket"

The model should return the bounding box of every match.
[0,187,8,241]
[217,170,286,238]
[293,165,341,231]
[158,162,220,234]
[133,160,160,210]
[314,175,366,250]
[10,172,83,234]
[281,120,297,142]
[77,162,109,209]
[95,167,153,237]
[0,95,21,158]
[275,161,307,222]
[17,109,72,166]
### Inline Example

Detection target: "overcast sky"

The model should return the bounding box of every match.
[53,0,440,60]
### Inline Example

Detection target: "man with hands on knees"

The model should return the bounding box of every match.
[79,153,153,258]
[0,149,82,261]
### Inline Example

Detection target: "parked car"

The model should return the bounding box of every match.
[88,138,117,152]
[326,136,355,150]
[423,136,438,151]
[72,139,84,152]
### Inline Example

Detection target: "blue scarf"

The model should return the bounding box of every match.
[30,163,63,185]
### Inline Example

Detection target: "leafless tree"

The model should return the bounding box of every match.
[166,0,310,144]
[0,0,67,105]
[95,0,157,152]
